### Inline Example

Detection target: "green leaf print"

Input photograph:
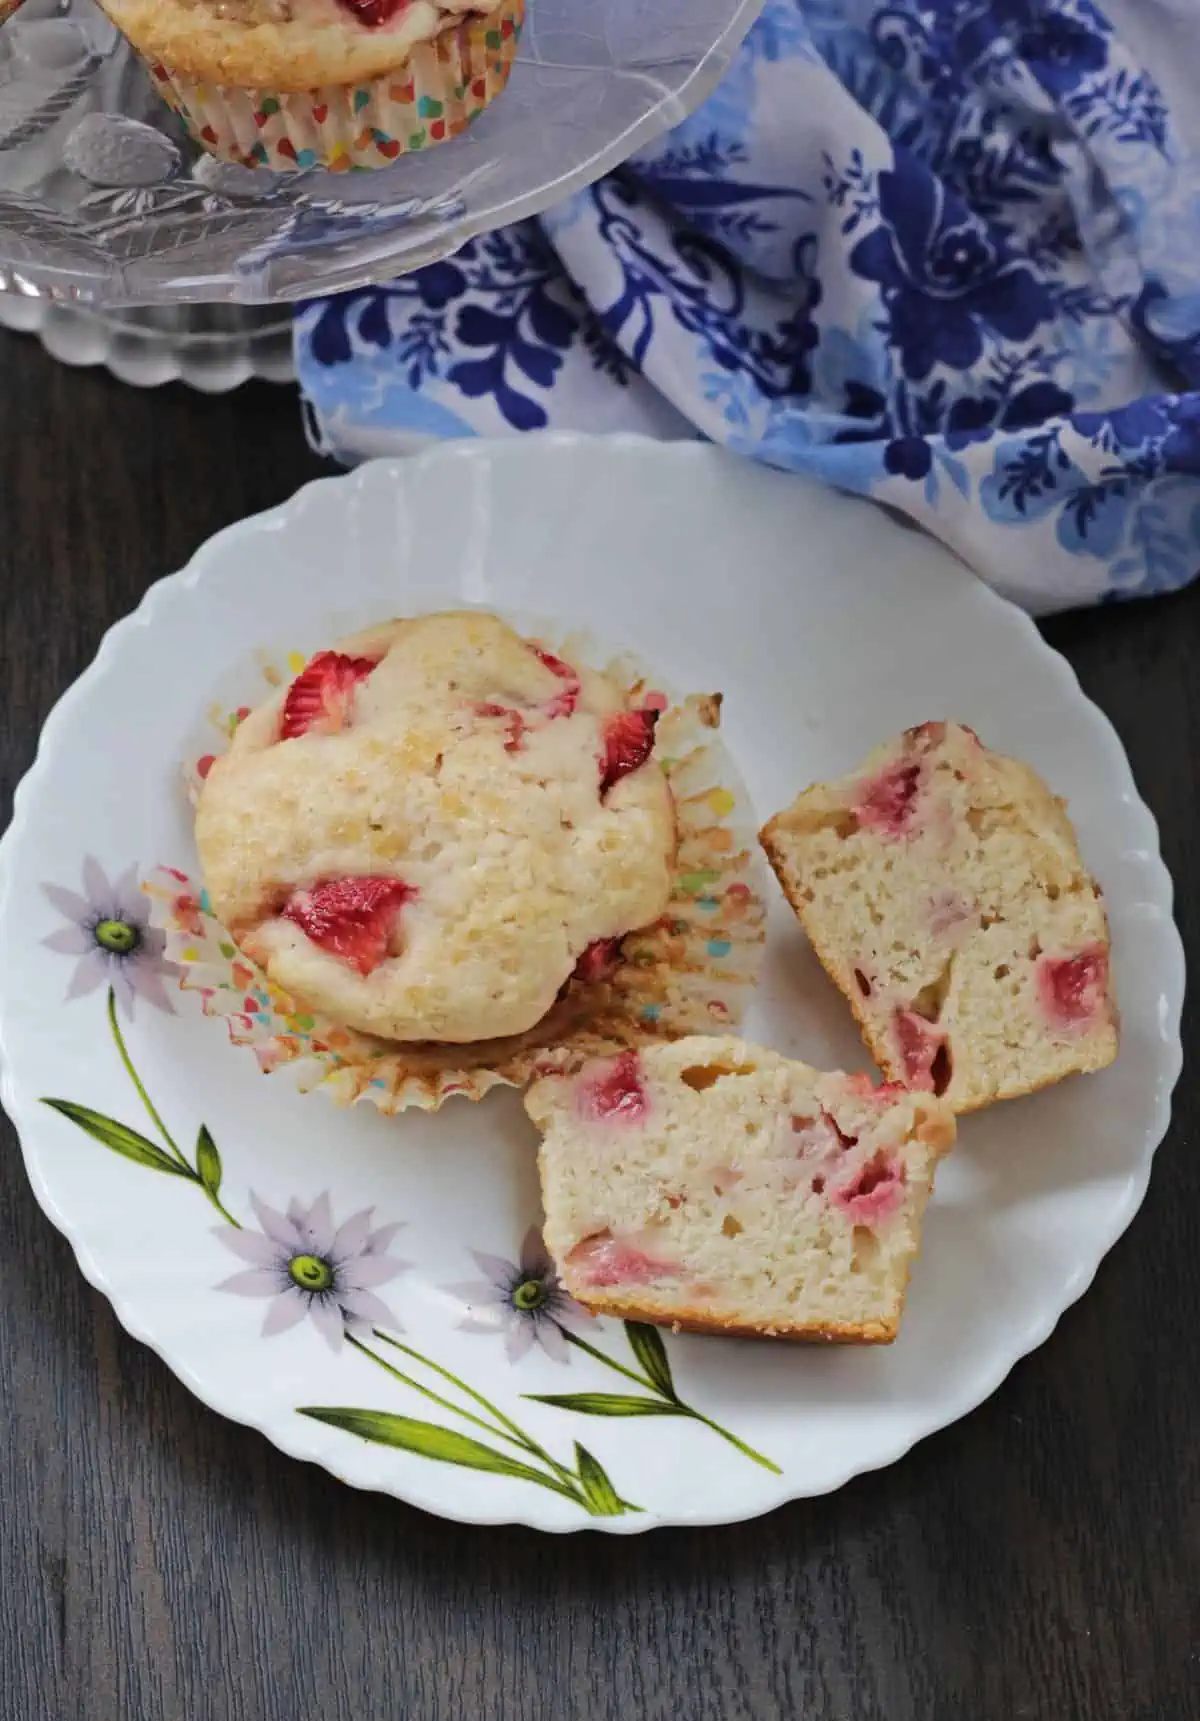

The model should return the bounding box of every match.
[298,1407,583,1499]
[524,1391,684,1417]
[41,1100,194,1178]
[624,1322,677,1400]
[194,1125,223,1200]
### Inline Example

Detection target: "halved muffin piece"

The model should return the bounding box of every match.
[526,1036,954,1343]
[760,722,1118,1113]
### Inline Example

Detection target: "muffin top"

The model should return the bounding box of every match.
[175,0,492,29]
[98,0,510,90]
[195,612,676,1045]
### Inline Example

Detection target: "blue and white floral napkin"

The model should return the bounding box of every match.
[295,0,1200,613]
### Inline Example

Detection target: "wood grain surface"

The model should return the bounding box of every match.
[0,332,1195,1721]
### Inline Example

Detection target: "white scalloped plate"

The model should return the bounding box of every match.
[0,437,1183,1531]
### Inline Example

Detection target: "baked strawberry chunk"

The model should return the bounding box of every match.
[474,647,580,751]
[571,937,624,984]
[577,1050,648,1123]
[475,702,527,752]
[855,761,922,838]
[1038,946,1109,1026]
[282,876,414,976]
[280,651,377,741]
[832,1152,905,1223]
[600,709,659,795]
[893,1008,952,1095]
[531,645,580,719]
[336,0,406,25]
[567,1230,678,1287]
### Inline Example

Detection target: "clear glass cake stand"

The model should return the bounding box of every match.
[0,294,295,387]
[0,0,761,386]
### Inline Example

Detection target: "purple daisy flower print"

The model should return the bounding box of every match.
[42,856,177,1017]
[444,1225,593,1364]
[215,1192,408,1351]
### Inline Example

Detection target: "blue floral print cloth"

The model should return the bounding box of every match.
[295,0,1200,612]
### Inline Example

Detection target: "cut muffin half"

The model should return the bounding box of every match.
[760,722,1118,1113]
[526,1036,954,1343]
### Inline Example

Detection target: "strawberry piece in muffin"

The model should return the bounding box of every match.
[281,877,414,976]
[531,646,581,720]
[1038,946,1110,1027]
[600,709,660,796]
[855,761,922,838]
[570,937,624,985]
[474,702,527,753]
[280,652,377,742]
[566,1231,681,1289]
[576,1050,649,1123]
[470,643,581,752]
[337,0,406,23]
[892,1009,952,1097]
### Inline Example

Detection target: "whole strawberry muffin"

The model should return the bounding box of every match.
[194,612,676,1045]
[99,0,522,170]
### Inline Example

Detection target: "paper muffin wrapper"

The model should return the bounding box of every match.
[145,630,768,1115]
[143,0,523,172]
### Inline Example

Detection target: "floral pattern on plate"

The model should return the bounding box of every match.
[42,856,177,1016]
[39,889,778,1519]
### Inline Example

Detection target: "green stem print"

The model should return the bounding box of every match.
[527,1325,782,1476]
[40,985,637,1517]
[41,979,779,1514]
[371,1332,587,1492]
[306,1334,634,1516]
[44,986,239,1226]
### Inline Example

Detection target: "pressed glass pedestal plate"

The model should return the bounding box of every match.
[0,0,764,309]
[0,293,295,387]
[0,0,762,382]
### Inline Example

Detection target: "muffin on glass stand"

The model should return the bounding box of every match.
[96,0,523,170]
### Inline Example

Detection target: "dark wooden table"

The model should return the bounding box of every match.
[1,330,1196,1721]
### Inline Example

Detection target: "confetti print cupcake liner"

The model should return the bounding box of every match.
[145,0,523,172]
[144,628,768,1115]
